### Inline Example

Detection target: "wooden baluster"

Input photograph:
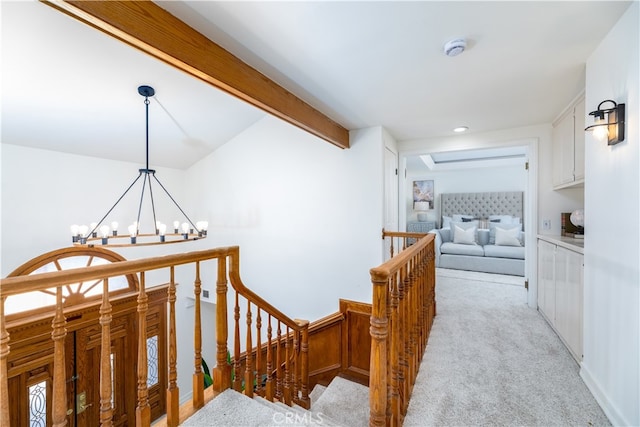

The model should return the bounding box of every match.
[192,262,204,409]
[408,261,417,393]
[233,291,242,392]
[244,301,253,398]
[255,308,262,396]
[167,267,179,427]
[275,321,282,401]
[389,236,395,258]
[389,274,400,423]
[404,264,412,413]
[292,328,298,404]
[52,286,67,427]
[283,326,291,405]
[418,251,426,354]
[397,268,406,417]
[99,278,113,426]
[0,297,10,427]
[296,320,310,409]
[265,315,274,401]
[369,271,388,427]
[428,243,436,318]
[136,272,151,427]
[214,258,231,392]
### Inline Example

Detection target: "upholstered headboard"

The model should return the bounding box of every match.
[441,192,523,224]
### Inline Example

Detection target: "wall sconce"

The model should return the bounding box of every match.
[585,99,625,145]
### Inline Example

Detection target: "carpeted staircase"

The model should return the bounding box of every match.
[181,376,369,426]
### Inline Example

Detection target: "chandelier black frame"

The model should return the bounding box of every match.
[71,85,207,247]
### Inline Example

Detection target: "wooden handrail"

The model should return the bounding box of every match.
[370,233,436,426]
[0,245,310,425]
[0,247,236,297]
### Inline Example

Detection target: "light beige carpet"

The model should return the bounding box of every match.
[403,269,610,426]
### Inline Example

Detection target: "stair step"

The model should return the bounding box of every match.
[181,376,368,426]
[309,383,327,402]
[310,376,370,427]
[181,389,280,426]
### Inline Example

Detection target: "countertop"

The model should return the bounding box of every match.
[537,234,584,254]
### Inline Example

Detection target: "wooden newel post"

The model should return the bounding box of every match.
[295,319,310,409]
[214,257,231,392]
[369,270,389,427]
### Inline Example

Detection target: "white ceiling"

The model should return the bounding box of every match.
[1,1,632,170]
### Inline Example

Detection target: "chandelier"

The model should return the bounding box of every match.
[70,85,207,247]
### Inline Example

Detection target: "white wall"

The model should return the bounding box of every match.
[185,116,384,322]
[582,3,639,426]
[405,164,527,225]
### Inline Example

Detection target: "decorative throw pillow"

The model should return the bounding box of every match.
[489,222,522,244]
[453,224,477,245]
[494,226,522,246]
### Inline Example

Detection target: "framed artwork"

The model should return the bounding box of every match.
[413,180,434,209]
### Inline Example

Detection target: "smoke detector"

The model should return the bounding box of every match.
[443,38,467,57]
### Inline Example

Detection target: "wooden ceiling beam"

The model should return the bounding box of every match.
[43,0,350,149]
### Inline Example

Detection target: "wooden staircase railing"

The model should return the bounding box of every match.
[0,246,309,427]
[369,231,436,427]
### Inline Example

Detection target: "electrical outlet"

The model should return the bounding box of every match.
[203,289,210,299]
[543,219,551,230]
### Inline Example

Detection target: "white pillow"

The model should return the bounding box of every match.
[495,226,522,246]
[442,216,452,229]
[453,225,477,245]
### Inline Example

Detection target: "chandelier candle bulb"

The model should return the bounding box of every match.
[78,225,89,244]
[181,222,189,239]
[196,220,209,237]
[158,223,167,242]
[128,224,137,244]
[90,222,98,237]
[100,225,110,244]
[70,224,80,243]
[111,221,118,236]
[173,220,180,234]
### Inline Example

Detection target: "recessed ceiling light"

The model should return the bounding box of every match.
[453,126,469,133]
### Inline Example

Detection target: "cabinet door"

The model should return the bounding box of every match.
[552,110,575,187]
[573,97,586,181]
[555,246,583,361]
[537,240,556,322]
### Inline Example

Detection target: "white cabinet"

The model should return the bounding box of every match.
[537,240,556,321]
[553,94,585,189]
[537,237,584,362]
[554,246,583,360]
